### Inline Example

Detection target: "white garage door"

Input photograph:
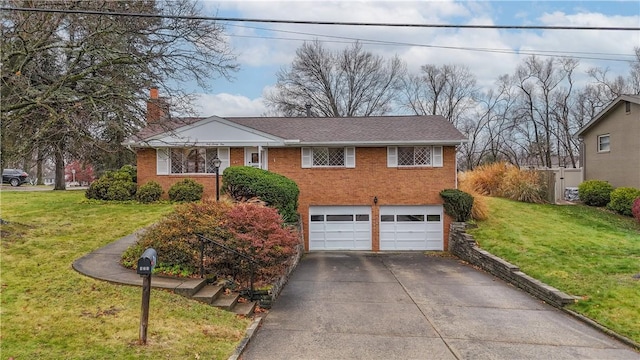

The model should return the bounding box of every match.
[380,205,443,250]
[309,206,372,250]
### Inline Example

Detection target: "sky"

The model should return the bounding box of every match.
[189,0,640,117]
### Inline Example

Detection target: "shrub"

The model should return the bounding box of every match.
[137,181,163,203]
[121,201,300,286]
[498,168,547,204]
[440,189,474,222]
[607,187,640,216]
[578,180,614,207]
[461,162,510,196]
[632,197,640,223]
[85,166,137,201]
[168,179,204,202]
[459,163,548,204]
[223,166,299,223]
[119,164,137,183]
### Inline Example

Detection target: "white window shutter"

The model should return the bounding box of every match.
[156,148,169,175]
[433,146,443,167]
[387,147,397,167]
[345,147,355,168]
[218,147,230,171]
[301,147,312,168]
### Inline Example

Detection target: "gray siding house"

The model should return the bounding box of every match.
[575,95,640,188]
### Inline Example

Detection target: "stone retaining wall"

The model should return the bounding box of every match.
[449,222,577,308]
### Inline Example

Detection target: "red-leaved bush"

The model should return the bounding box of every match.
[632,197,640,223]
[222,203,300,283]
[123,200,300,287]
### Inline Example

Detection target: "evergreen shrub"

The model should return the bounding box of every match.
[222,166,299,222]
[168,179,204,202]
[607,187,640,216]
[137,181,163,203]
[440,189,474,222]
[578,180,614,207]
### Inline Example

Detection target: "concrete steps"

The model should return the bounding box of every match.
[188,283,257,316]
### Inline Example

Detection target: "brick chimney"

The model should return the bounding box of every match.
[146,88,169,123]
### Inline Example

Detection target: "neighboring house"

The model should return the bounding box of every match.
[127,97,467,252]
[575,95,640,189]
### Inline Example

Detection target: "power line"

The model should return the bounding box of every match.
[3,7,640,31]
[229,33,634,62]
[223,23,637,62]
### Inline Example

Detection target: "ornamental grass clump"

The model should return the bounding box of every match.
[498,167,547,204]
[460,162,548,204]
[461,162,510,196]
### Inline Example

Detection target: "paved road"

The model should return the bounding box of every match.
[241,252,639,360]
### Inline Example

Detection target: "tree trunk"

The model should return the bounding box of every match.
[36,146,44,185]
[54,147,66,190]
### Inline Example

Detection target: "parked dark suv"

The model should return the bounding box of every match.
[2,169,29,187]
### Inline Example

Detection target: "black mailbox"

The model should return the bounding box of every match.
[137,248,157,275]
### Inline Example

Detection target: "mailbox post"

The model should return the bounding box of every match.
[137,248,156,345]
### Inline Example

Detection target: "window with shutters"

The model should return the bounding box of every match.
[389,146,442,167]
[302,147,355,168]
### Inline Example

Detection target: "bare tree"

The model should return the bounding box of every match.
[400,64,478,126]
[1,0,237,189]
[264,41,405,117]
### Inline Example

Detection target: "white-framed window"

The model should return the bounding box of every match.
[597,134,610,153]
[156,147,230,175]
[301,147,355,168]
[387,146,443,167]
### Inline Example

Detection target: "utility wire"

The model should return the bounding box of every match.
[229,33,634,62]
[3,7,640,31]
[223,22,637,62]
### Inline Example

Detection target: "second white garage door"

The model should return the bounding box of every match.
[380,205,443,250]
[309,206,372,250]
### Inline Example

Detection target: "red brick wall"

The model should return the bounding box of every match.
[137,146,457,250]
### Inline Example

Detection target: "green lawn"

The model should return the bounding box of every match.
[0,191,251,359]
[468,197,640,343]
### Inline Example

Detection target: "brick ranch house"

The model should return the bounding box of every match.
[127,96,467,252]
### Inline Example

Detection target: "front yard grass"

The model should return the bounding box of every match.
[468,197,640,344]
[0,191,251,359]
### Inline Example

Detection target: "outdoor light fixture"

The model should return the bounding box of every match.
[373,196,378,205]
[213,157,222,201]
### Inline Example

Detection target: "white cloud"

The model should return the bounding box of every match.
[194,93,267,117]
[195,1,638,105]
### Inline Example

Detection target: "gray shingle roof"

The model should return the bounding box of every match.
[129,115,467,146]
[226,115,466,144]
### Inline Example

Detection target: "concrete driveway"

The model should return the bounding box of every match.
[241,252,638,360]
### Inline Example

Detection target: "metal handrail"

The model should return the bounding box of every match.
[195,233,259,300]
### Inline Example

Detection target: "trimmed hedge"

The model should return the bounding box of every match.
[168,179,204,202]
[222,166,299,223]
[607,187,640,216]
[440,189,474,222]
[578,180,614,207]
